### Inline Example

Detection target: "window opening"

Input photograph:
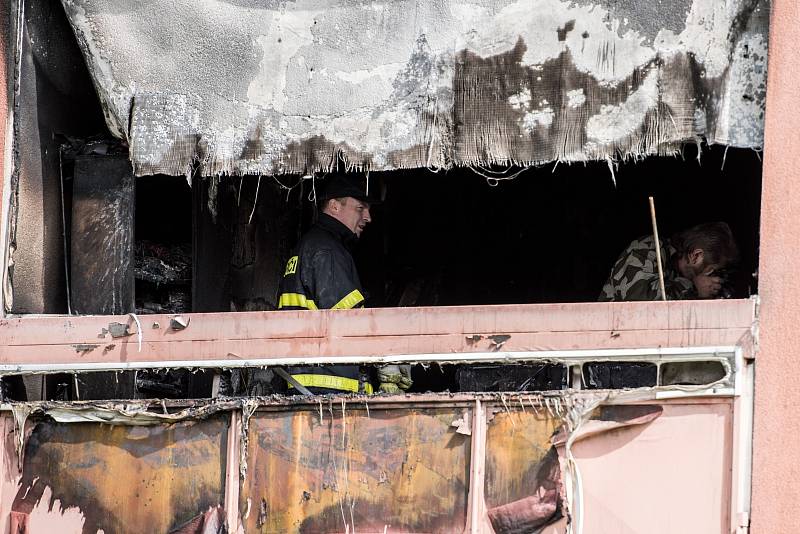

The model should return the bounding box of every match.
[135,175,192,315]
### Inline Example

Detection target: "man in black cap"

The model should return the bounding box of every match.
[278,173,372,313]
[277,173,411,394]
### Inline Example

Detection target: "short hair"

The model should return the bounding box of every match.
[672,222,739,266]
[319,197,345,213]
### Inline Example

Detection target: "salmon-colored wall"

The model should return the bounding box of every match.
[750,0,800,532]
[0,0,9,205]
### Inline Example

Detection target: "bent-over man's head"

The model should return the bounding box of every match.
[672,222,739,281]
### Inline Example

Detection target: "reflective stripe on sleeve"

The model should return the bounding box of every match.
[277,293,318,310]
[288,374,373,394]
[331,289,365,310]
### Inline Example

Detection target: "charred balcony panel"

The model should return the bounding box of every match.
[484,409,565,532]
[0,393,742,533]
[69,155,134,315]
[11,416,229,533]
[456,364,568,392]
[241,407,470,533]
[584,362,658,390]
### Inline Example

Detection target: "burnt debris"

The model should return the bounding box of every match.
[135,241,192,314]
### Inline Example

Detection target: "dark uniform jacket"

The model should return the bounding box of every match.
[278,213,365,311]
[277,213,370,393]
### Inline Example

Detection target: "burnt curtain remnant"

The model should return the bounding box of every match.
[60,0,769,177]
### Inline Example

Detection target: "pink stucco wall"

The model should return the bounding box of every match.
[0,0,9,203]
[750,0,800,531]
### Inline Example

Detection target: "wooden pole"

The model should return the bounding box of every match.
[649,196,667,301]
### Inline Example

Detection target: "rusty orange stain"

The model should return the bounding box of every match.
[11,417,228,533]
[241,407,471,533]
[485,409,561,509]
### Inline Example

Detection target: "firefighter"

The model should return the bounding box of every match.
[277,173,412,394]
[598,222,739,301]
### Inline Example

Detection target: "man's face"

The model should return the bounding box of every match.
[327,197,372,237]
[679,247,730,299]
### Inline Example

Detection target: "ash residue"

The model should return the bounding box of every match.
[134,241,191,314]
[135,241,191,285]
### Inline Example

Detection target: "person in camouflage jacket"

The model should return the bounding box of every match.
[599,222,739,301]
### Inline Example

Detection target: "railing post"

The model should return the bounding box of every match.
[224,409,242,533]
[464,399,489,533]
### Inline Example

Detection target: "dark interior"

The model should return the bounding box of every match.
[358,145,761,307]
[134,175,193,314]
[133,143,763,315]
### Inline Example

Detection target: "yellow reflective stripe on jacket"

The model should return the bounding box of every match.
[331,289,365,310]
[289,374,373,394]
[278,293,318,310]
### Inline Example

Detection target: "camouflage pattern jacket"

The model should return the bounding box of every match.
[599,235,696,301]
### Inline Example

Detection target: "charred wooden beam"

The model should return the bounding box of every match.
[192,176,231,312]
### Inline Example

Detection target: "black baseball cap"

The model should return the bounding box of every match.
[317,173,381,204]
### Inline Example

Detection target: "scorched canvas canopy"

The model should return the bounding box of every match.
[60,0,769,177]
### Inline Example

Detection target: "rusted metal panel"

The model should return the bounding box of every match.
[10,416,228,533]
[484,410,563,531]
[241,407,470,533]
[479,400,734,534]
[0,394,744,533]
[481,404,665,533]
[0,300,755,368]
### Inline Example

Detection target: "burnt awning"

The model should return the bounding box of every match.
[61,0,769,177]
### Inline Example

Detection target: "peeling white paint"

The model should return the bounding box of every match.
[709,1,769,148]
[247,10,322,113]
[334,62,405,85]
[673,1,747,79]
[463,0,654,84]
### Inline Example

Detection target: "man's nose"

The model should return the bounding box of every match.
[363,208,371,223]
